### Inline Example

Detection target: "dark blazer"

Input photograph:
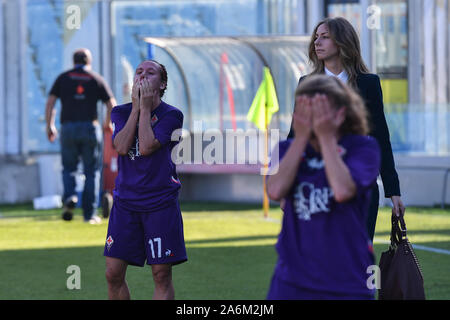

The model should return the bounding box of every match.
[287,73,401,198]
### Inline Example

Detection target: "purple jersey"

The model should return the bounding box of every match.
[111,101,183,212]
[270,135,380,298]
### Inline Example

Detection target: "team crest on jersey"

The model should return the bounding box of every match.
[151,114,158,126]
[106,235,114,251]
[337,145,346,157]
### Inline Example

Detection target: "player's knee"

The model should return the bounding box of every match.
[152,266,172,286]
[105,266,125,286]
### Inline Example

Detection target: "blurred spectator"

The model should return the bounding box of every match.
[45,48,117,223]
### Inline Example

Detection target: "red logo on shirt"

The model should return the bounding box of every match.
[76,84,84,95]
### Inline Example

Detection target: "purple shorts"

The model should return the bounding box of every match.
[103,199,187,267]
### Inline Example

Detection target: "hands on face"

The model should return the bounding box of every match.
[131,78,141,104]
[293,94,346,141]
[131,78,160,110]
[292,95,312,140]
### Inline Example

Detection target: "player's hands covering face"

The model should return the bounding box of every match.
[131,78,141,111]
[293,94,346,141]
[311,94,345,140]
[292,95,313,140]
[139,78,159,111]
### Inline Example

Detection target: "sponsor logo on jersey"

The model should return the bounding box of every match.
[293,182,334,221]
[306,145,347,170]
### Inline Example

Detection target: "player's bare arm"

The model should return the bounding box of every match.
[312,94,356,202]
[113,79,140,155]
[103,97,117,131]
[267,95,311,201]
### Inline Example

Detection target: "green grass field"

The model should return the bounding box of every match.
[0,202,449,300]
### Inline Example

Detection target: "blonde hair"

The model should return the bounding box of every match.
[295,75,369,135]
[309,17,370,89]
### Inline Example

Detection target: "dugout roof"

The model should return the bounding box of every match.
[143,36,311,133]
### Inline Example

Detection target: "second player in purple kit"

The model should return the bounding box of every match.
[267,75,380,300]
[104,60,186,300]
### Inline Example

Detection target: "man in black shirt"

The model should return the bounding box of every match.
[45,48,117,223]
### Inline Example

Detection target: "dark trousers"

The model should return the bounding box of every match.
[367,183,380,241]
[60,121,102,221]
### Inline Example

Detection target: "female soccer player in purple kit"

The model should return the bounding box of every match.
[104,60,186,300]
[267,75,380,300]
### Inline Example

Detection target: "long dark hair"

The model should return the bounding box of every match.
[308,17,370,88]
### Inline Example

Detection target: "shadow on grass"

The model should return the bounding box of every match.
[1,239,449,300]
[0,201,275,219]
[0,202,65,219]
[0,210,85,221]
[179,201,279,212]
[0,243,277,300]
[375,229,450,238]
[186,235,277,245]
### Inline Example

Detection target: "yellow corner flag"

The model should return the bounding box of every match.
[247,67,279,219]
[247,67,279,130]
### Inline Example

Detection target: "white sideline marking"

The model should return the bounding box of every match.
[374,239,450,256]
[411,244,450,256]
[264,219,450,256]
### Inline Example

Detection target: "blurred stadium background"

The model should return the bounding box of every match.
[0,0,449,207]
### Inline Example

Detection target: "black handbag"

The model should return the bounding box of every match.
[378,214,425,300]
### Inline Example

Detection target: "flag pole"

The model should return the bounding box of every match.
[247,66,277,219]
[262,96,269,219]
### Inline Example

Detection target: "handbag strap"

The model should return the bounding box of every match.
[390,214,407,246]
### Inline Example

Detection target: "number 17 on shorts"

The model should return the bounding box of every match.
[147,236,177,263]
[148,237,162,259]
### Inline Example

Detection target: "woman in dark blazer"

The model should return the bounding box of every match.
[287,17,405,240]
